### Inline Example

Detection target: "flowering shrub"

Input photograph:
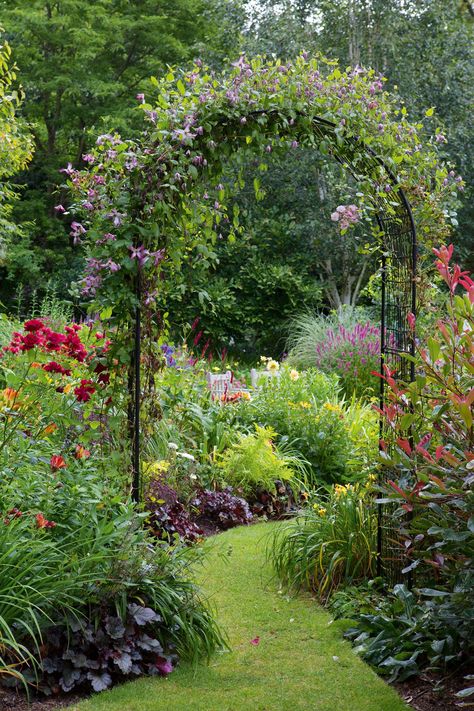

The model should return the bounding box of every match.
[0,315,224,690]
[235,368,361,485]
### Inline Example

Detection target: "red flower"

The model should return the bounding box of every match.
[50,455,66,471]
[36,513,57,529]
[20,331,44,351]
[74,379,96,402]
[24,319,44,332]
[42,328,66,351]
[43,361,71,376]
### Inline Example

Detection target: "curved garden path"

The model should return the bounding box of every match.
[74,523,407,711]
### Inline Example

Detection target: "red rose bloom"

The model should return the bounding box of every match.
[43,361,71,376]
[74,379,96,402]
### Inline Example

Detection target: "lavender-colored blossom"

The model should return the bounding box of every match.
[136,93,145,103]
[129,244,150,268]
[108,209,125,227]
[82,153,95,164]
[59,162,75,176]
[70,221,86,237]
[54,204,66,213]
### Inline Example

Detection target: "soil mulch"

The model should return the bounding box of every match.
[396,671,469,710]
[0,687,84,710]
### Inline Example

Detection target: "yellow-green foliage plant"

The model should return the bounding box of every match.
[219,425,302,498]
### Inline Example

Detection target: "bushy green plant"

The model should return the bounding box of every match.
[345,584,474,683]
[219,425,300,498]
[235,367,356,485]
[343,246,474,688]
[269,482,377,601]
[376,245,473,590]
[0,320,224,691]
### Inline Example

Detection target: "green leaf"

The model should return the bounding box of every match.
[425,107,435,117]
[100,306,113,320]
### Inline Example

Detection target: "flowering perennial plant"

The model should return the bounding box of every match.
[314,321,381,397]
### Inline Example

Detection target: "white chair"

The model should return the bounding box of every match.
[206,370,233,398]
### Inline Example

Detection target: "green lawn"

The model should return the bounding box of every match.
[72,523,407,711]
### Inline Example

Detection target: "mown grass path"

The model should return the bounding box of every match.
[74,523,407,711]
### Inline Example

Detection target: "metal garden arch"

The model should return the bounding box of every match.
[129,110,417,581]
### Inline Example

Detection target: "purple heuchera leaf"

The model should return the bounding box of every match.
[113,652,133,674]
[128,603,161,626]
[105,615,126,639]
[87,671,113,692]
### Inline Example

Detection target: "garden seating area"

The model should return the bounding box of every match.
[0,3,472,710]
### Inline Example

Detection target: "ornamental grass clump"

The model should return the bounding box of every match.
[287,310,381,398]
[269,483,377,602]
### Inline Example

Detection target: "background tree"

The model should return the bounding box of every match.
[0,0,243,304]
[243,0,473,266]
[0,35,33,267]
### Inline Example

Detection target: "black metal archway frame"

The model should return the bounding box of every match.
[129,112,417,582]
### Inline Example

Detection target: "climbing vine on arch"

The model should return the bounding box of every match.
[65,52,462,494]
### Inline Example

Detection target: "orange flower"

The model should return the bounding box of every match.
[36,513,56,529]
[75,445,91,459]
[2,388,18,404]
[50,454,66,471]
[43,423,58,436]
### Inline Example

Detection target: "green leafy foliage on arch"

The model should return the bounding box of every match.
[66,53,461,363]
